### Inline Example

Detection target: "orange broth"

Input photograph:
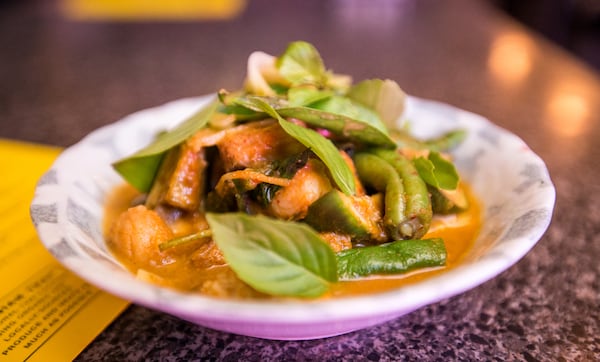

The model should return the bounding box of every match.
[104,183,481,299]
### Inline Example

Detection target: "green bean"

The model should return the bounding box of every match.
[336,238,446,279]
[424,129,467,152]
[389,130,425,150]
[354,152,406,239]
[158,229,213,251]
[371,148,433,239]
[391,129,467,152]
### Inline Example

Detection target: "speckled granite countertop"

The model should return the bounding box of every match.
[2,0,599,360]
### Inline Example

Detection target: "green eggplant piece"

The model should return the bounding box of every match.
[304,190,382,242]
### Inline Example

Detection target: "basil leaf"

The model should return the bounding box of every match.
[413,151,459,190]
[221,90,289,112]
[206,213,337,298]
[112,98,219,192]
[287,86,333,107]
[280,120,357,195]
[276,41,327,87]
[347,79,406,128]
[238,96,356,195]
[391,129,467,153]
[309,95,388,136]
[218,104,263,121]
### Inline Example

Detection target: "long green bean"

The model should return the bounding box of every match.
[424,129,467,151]
[391,129,467,152]
[337,238,446,279]
[371,148,432,239]
[354,152,406,239]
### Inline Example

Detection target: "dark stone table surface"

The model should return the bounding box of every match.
[1,0,598,360]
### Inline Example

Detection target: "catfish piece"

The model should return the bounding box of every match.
[216,119,305,172]
[146,143,207,212]
[109,205,175,271]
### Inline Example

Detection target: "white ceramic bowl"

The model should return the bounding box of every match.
[30,95,555,340]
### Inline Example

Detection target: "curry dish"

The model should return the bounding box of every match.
[105,41,481,299]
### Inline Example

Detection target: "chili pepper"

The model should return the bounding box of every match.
[370,148,433,239]
[336,238,446,279]
[354,152,406,240]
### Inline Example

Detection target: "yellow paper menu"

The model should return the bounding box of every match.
[60,0,246,21]
[0,139,129,361]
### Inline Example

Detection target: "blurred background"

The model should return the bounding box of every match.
[493,0,600,71]
[1,0,598,147]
